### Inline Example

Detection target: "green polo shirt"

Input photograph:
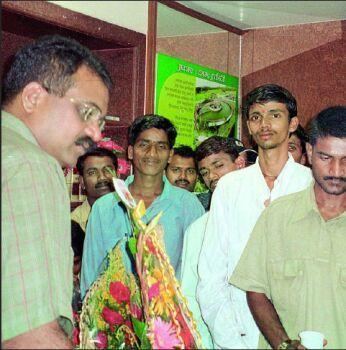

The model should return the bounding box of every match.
[230,183,346,349]
[2,111,73,341]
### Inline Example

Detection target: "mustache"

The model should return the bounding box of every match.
[210,180,218,190]
[323,176,346,182]
[75,137,96,152]
[95,180,113,189]
[175,179,190,185]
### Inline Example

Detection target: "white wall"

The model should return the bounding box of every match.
[49,1,148,34]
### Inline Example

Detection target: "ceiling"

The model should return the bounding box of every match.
[158,1,346,36]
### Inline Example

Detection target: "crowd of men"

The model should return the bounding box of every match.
[2,34,345,349]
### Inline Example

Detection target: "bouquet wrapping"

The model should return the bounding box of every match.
[78,178,201,349]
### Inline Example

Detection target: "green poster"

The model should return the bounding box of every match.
[155,53,239,148]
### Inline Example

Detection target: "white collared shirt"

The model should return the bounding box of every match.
[197,154,312,349]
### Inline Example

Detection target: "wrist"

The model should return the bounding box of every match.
[278,339,301,349]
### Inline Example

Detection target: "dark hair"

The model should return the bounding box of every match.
[170,145,197,169]
[290,124,308,154]
[128,114,177,149]
[173,145,195,158]
[242,84,297,120]
[2,34,113,106]
[195,136,240,163]
[307,105,346,146]
[71,221,85,257]
[76,147,118,176]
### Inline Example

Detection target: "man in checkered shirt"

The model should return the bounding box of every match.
[2,35,112,348]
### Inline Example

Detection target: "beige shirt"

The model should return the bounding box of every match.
[71,199,91,232]
[230,183,346,349]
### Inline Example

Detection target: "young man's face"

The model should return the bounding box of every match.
[166,155,197,192]
[81,155,117,203]
[128,128,173,177]
[289,134,306,164]
[247,101,298,151]
[35,65,109,167]
[198,151,238,192]
[307,136,346,196]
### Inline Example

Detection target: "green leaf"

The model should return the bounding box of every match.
[132,318,151,350]
[128,237,137,255]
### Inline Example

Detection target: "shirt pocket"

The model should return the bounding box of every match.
[269,259,305,313]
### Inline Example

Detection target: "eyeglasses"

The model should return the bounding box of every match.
[68,97,105,130]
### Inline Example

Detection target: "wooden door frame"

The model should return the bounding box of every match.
[2,0,146,119]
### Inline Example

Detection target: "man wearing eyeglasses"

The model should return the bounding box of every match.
[2,35,112,349]
[197,84,312,349]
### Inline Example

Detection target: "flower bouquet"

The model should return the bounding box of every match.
[78,178,201,349]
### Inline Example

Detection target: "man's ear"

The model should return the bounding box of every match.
[21,82,46,113]
[79,175,86,194]
[300,153,307,166]
[288,116,299,133]
[246,120,252,135]
[167,149,174,164]
[306,143,313,165]
[235,155,246,169]
[127,145,134,160]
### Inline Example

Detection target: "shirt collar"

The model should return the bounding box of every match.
[2,110,39,146]
[253,152,295,181]
[124,174,170,202]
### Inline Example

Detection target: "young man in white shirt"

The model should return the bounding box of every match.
[181,136,246,348]
[197,84,313,349]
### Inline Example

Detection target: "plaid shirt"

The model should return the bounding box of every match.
[1,111,73,341]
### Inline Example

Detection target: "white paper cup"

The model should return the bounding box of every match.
[299,330,324,349]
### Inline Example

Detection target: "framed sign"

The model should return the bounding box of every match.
[155,53,239,148]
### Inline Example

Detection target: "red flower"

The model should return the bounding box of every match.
[175,307,195,348]
[95,331,108,349]
[101,306,124,326]
[146,238,157,254]
[130,303,143,319]
[72,326,80,346]
[125,319,134,330]
[148,282,160,300]
[109,281,131,303]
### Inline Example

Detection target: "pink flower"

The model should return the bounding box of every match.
[97,139,124,152]
[95,331,108,349]
[150,317,181,349]
[148,282,160,300]
[130,303,142,319]
[101,306,124,326]
[117,158,131,175]
[109,281,131,303]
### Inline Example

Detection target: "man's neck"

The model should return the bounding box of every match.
[258,146,289,190]
[87,197,96,207]
[129,172,164,208]
[314,184,346,221]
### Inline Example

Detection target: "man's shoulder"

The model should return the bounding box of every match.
[267,186,309,212]
[187,212,209,231]
[3,125,57,169]
[93,192,120,210]
[167,182,200,202]
[217,163,257,189]
[290,161,312,177]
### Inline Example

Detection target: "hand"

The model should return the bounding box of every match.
[288,339,305,349]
